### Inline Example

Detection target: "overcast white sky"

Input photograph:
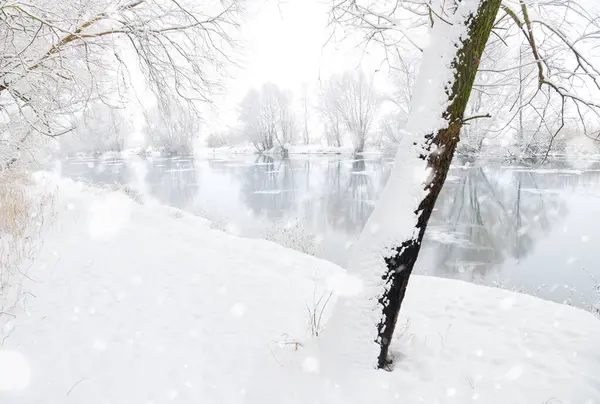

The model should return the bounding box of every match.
[203,0,389,132]
[120,0,600,142]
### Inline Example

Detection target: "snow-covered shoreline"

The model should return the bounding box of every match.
[65,144,390,160]
[1,175,599,403]
[62,145,600,165]
[197,144,387,156]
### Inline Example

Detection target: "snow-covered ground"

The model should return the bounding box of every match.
[1,175,599,403]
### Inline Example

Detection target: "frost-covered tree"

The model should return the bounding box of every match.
[0,0,242,169]
[300,82,311,145]
[318,70,381,153]
[376,111,405,152]
[239,88,272,151]
[326,0,600,369]
[269,84,295,151]
[337,70,381,153]
[145,105,199,155]
[317,78,344,147]
[389,55,417,123]
[238,83,295,153]
[71,102,133,154]
[56,102,122,155]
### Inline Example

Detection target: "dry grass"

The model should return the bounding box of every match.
[0,171,30,237]
[0,170,55,327]
[306,289,333,338]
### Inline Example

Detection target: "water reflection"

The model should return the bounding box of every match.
[326,159,380,233]
[241,155,297,219]
[60,154,600,310]
[148,157,199,209]
[425,166,566,281]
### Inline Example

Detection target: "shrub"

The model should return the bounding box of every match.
[0,171,55,326]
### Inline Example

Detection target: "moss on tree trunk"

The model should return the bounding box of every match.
[377,0,502,369]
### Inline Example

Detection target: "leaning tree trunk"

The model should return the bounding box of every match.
[322,0,502,369]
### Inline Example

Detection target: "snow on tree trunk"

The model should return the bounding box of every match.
[323,0,501,369]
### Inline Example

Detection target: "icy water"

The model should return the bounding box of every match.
[60,154,600,311]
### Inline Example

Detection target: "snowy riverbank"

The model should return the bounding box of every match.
[1,175,599,403]
[66,144,389,160]
[197,144,387,156]
[65,145,600,168]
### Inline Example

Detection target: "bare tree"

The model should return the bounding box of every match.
[145,104,200,155]
[318,70,381,152]
[338,70,381,153]
[326,0,600,369]
[239,88,272,152]
[389,55,418,121]
[56,101,124,155]
[317,77,343,147]
[0,0,242,168]
[377,111,405,151]
[239,83,295,154]
[467,0,600,157]
[73,102,132,153]
[300,82,311,145]
[269,84,295,152]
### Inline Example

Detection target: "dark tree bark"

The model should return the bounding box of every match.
[376,0,502,369]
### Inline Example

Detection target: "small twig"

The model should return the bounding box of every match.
[466,375,475,389]
[66,377,86,396]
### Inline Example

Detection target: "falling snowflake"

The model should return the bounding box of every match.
[302,356,320,373]
[0,350,31,391]
[92,339,108,351]
[231,303,246,317]
[504,365,523,380]
[167,390,179,400]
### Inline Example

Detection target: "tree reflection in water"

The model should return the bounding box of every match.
[240,155,297,219]
[326,158,378,234]
[147,156,199,209]
[424,165,568,281]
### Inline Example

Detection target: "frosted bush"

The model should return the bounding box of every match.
[565,135,600,170]
[263,218,317,256]
[584,269,600,316]
[102,183,145,205]
[192,206,229,232]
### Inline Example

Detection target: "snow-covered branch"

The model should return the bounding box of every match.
[331,0,600,156]
[0,0,242,168]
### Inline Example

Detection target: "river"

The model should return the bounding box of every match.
[59,153,600,311]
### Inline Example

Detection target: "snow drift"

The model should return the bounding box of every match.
[0,175,598,403]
